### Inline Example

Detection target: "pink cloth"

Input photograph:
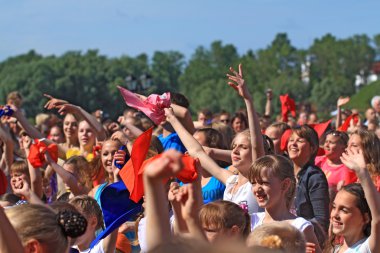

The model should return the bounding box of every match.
[118,86,171,125]
[315,156,357,189]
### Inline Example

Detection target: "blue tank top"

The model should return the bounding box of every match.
[202,176,226,204]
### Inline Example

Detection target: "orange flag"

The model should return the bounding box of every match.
[119,127,153,203]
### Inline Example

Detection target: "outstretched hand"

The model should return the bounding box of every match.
[56,103,80,115]
[226,63,251,99]
[340,148,366,174]
[44,94,69,110]
[337,96,350,107]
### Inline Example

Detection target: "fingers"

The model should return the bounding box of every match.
[238,63,243,77]
[228,82,238,91]
[43,94,53,99]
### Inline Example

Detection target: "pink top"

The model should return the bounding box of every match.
[315,156,357,189]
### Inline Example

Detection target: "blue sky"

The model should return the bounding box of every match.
[1,0,379,62]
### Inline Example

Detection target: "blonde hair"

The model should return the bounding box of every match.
[249,155,296,209]
[5,204,69,253]
[247,221,306,253]
[231,129,251,149]
[65,155,93,189]
[199,200,250,239]
[351,129,380,178]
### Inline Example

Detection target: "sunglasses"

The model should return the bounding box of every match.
[220,119,230,123]
[325,130,349,143]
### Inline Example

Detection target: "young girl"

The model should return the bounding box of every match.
[315,130,357,198]
[346,129,380,191]
[4,203,87,253]
[287,125,330,244]
[166,64,264,214]
[199,200,250,243]
[249,155,321,252]
[325,146,380,252]
[70,195,118,253]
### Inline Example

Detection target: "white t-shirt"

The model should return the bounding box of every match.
[138,213,174,253]
[223,175,259,214]
[250,212,313,232]
[72,239,104,253]
[333,237,371,253]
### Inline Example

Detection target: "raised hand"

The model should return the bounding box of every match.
[56,103,80,115]
[44,94,69,110]
[20,134,32,150]
[226,63,251,100]
[111,131,129,145]
[164,107,176,122]
[12,178,31,198]
[340,148,366,174]
[144,150,183,179]
[337,96,350,108]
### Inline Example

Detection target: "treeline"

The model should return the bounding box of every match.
[1,33,379,119]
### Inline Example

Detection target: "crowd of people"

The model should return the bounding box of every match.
[0,64,380,253]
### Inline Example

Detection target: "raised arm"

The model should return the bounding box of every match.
[336,96,350,129]
[44,153,89,195]
[203,147,232,163]
[8,104,44,139]
[143,150,183,250]
[0,123,14,175]
[341,149,380,253]
[264,88,272,117]
[57,104,107,141]
[170,103,195,134]
[21,135,43,199]
[165,108,232,184]
[227,64,265,161]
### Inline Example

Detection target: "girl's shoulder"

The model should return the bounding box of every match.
[289,216,313,232]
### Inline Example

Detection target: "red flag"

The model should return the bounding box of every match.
[139,153,198,183]
[280,94,296,122]
[280,129,292,152]
[28,139,58,168]
[338,113,359,132]
[309,119,332,139]
[120,128,153,203]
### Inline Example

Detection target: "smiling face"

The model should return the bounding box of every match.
[287,133,313,166]
[230,133,252,174]
[252,170,284,209]
[78,121,95,149]
[347,134,362,153]
[63,114,78,140]
[101,140,120,173]
[330,190,369,238]
[324,134,346,159]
